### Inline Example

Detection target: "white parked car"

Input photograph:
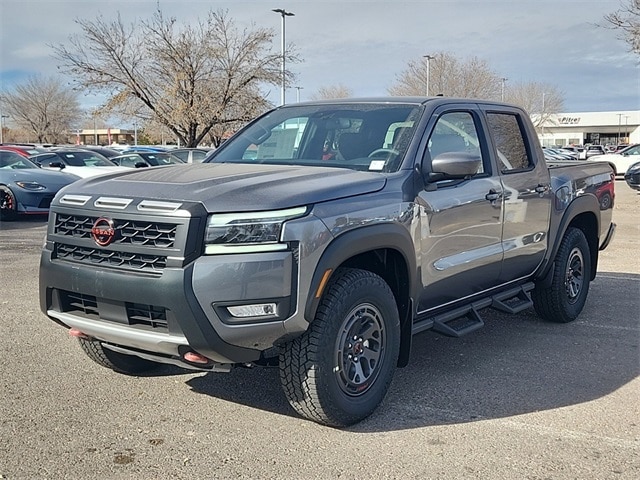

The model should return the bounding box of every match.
[587,144,640,176]
[30,149,129,178]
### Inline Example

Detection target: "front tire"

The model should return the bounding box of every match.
[532,227,591,323]
[0,186,17,221]
[279,268,400,427]
[78,339,161,375]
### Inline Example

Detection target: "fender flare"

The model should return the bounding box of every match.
[537,194,600,286]
[304,223,418,322]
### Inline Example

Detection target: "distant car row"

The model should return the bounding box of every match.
[587,143,640,177]
[0,144,214,220]
[1,141,637,222]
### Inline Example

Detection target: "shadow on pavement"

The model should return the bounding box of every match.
[183,273,639,432]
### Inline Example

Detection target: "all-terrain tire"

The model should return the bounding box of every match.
[279,268,400,427]
[532,227,591,323]
[78,338,161,375]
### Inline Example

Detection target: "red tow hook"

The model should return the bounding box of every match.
[69,328,92,340]
[183,351,210,365]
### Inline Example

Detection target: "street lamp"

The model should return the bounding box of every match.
[501,77,508,102]
[624,115,630,144]
[541,92,546,140]
[272,8,295,105]
[617,113,623,144]
[423,54,435,96]
[295,86,303,103]
[93,111,98,145]
[0,114,8,144]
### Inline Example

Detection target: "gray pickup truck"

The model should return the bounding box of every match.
[39,97,615,427]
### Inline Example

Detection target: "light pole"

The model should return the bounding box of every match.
[501,77,508,102]
[0,114,8,144]
[295,86,303,103]
[423,54,435,96]
[272,8,294,105]
[617,113,623,144]
[133,122,138,146]
[93,111,98,145]
[625,115,630,144]
[541,92,546,140]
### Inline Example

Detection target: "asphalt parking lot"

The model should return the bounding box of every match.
[1,181,638,480]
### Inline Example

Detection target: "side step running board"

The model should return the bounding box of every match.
[416,282,536,338]
[491,282,534,314]
[431,305,485,337]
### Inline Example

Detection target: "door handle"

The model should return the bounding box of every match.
[535,184,549,194]
[485,189,503,201]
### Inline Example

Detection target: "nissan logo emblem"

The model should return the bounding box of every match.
[91,217,116,246]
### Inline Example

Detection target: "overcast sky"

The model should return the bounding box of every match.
[0,0,638,114]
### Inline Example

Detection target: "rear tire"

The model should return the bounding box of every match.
[78,338,161,375]
[532,227,591,323]
[0,186,17,221]
[279,268,400,427]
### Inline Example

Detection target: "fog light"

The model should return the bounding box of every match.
[227,303,277,318]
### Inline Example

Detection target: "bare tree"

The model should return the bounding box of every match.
[0,75,81,143]
[602,0,640,55]
[388,52,502,99]
[504,82,564,130]
[53,9,298,147]
[310,84,354,100]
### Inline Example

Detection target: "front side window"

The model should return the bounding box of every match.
[209,103,423,173]
[486,112,533,172]
[427,111,485,174]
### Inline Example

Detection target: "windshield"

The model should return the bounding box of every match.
[143,153,184,165]
[58,151,116,167]
[208,103,423,173]
[0,151,39,169]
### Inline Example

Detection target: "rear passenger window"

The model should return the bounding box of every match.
[486,113,533,172]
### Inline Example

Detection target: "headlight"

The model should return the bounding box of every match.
[204,206,308,254]
[15,181,46,191]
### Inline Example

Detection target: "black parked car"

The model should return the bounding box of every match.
[80,145,122,159]
[624,161,640,191]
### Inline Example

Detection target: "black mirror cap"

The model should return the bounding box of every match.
[50,161,65,169]
[134,162,150,168]
[427,152,481,181]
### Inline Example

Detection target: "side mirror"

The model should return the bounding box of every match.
[424,152,481,183]
[134,162,149,168]
[50,161,65,170]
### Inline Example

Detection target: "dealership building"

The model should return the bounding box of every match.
[538,110,639,148]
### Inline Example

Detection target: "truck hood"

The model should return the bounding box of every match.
[68,163,387,212]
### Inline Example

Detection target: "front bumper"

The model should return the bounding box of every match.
[15,190,56,214]
[39,237,303,367]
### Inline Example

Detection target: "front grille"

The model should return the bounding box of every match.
[59,290,168,332]
[51,212,189,272]
[54,214,177,248]
[55,243,167,271]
